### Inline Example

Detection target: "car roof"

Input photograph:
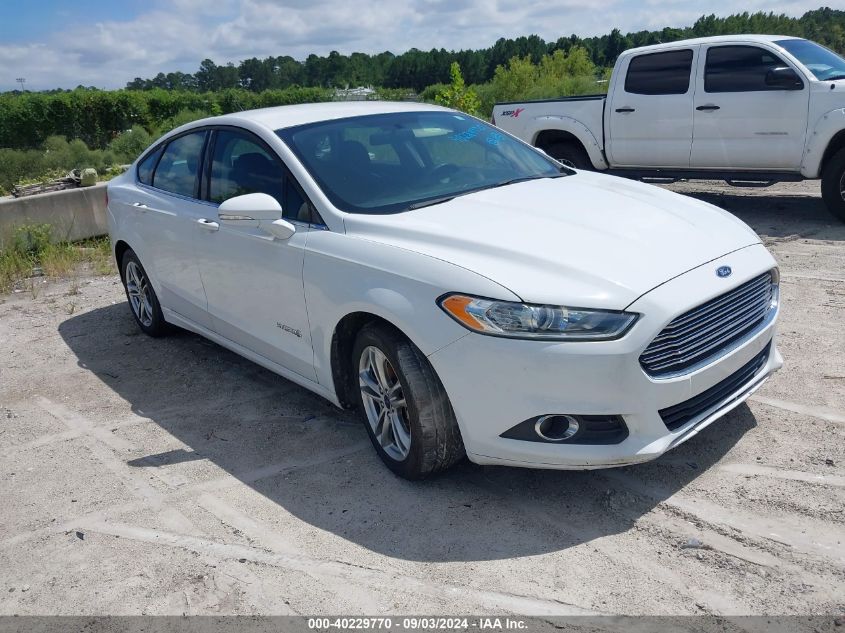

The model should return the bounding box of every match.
[184,100,450,132]
[622,34,804,56]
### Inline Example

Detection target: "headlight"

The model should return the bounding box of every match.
[438,293,639,341]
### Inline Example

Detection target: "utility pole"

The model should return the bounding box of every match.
[16,77,26,91]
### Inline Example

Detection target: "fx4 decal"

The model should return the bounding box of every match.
[501,108,525,118]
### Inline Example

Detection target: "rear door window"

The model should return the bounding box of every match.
[624,50,694,95]
[705,45,792,92]
[152,131,206,198]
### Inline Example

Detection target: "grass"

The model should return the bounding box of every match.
[0,224,115,295]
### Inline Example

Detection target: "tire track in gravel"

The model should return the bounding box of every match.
[465,473,751,615]
[194,493,385,614]
[77,520,604,616]
[599,470,845,563]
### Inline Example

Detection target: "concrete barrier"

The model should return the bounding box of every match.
[0,183,108,243]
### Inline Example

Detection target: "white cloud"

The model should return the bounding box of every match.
[0,0,825,91]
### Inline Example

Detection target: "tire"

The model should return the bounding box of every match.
[821,147,845,223]
[545,141,591,170]
[120,249,167,337]
[352,324,465,479]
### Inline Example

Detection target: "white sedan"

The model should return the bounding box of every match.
[107,101,782,479]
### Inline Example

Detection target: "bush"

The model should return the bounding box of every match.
[12,224,52,259]
[108,126,153,164]
[0,148,45,192]
[0,225,116,293]
[419,83,447,103]
[0,135,123,192]
[0,86,336,151]
[152,109,209,137]
[375,87,417,101]
[489,48,607,105]
[472,83,498,118]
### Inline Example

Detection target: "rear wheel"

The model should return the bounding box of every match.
[120,249,167,337]
[353,324,464,479]
[821,147,845,223]
[545,141,591,170]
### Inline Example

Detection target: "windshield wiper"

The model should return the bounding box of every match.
[407,195,457,210]
[405,174,565,211]
[490,173,567,189]
[825,73,845,81]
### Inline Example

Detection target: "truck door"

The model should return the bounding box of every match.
[689,44,810,170]
[607,46,697,168]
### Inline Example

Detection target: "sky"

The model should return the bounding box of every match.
[0,0,827,91]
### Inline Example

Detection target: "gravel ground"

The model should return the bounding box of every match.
[0,179,843,618]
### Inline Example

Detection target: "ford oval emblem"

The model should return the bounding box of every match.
[717,266,732,278]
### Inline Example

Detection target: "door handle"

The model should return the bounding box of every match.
[197,218,220,231]
[696,105,721,111]
[615,107,635,113]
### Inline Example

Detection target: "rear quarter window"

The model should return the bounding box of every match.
[624,50,694,95]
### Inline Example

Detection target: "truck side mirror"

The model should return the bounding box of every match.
[765,67,804,90]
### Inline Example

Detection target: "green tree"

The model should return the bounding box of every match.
[539,47,595,81]
[491,56,537,102]
[435,62,481,116]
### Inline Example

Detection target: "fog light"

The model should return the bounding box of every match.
[534,415,580,442]
[501,414,629,445]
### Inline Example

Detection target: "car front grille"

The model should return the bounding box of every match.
[640,271,777,378]
[658,342,771,431]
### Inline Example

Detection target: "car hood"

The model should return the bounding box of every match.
[342,171,761,309]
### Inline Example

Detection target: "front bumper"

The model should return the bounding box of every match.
[427,244,782,469]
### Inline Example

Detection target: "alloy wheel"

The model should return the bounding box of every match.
[358,345,411,461]
[125,260,154,328]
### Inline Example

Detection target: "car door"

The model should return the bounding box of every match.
[690,44,810,170]
[607,46,697,167]
[132,130,213,330]
[192,127,317,381]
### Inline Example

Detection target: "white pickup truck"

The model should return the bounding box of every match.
[492,35,845,222]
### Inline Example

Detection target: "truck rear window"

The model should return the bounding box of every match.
[624,50,693,95]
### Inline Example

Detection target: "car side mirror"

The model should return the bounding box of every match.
[765,66,803,90]
[217,193,296,240]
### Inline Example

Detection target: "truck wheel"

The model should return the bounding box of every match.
[545,141,591,170]
[353,324,465,479]
[821,147,845,223]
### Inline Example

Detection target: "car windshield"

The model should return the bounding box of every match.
[277,111,567,214]
[776,38,845,81]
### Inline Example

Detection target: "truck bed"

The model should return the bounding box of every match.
[492,95,607,153]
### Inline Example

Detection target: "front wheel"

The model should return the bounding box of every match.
[353,324,465,479]
[821,147,845,223]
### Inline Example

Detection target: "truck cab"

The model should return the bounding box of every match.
[492,35,845,222]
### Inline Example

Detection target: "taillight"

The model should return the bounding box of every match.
[491,113,496,126]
